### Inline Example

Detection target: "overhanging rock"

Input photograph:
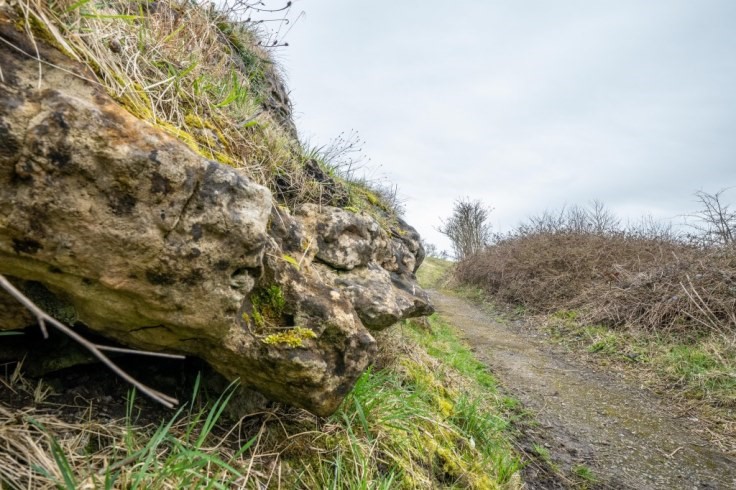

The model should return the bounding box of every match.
[0,17,432,415]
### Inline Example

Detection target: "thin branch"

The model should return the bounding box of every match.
[0,275,49,339]
[0,274,183,408]
[96,345,186,359]
[0,35,100,87]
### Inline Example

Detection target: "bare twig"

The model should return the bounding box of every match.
[0,274,183,408]
[96,345,186,359]
[297,236,313,270]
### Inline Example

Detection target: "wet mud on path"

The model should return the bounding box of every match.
[430,291,736,489]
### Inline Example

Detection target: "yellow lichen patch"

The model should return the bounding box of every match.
[184,112,230,148]
[281,254,300,270]
[262,327,317,348]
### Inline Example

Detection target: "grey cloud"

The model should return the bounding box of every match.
[282,0,736,251]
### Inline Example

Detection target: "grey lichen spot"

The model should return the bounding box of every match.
[230,267,254,291]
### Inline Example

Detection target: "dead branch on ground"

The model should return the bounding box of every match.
[0,274,184,408]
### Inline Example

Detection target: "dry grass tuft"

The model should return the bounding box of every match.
[2,0,400,215]
[14,0,284,165]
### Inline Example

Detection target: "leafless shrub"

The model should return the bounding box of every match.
[517,200,620,236]
[438,198,492,260]
[421,240,440,258]
[588,199,622,234]
[625,214,681,242]
[685,189,736,247]
[455,200,736,336]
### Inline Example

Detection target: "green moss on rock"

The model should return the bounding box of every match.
[263,327,317,348]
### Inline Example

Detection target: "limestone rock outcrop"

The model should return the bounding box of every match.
[0,18,432,415]
[295,205,432,329]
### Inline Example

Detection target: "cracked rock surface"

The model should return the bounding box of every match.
[0,18,433,415]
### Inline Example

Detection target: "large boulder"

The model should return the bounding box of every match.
[0,16,432,415]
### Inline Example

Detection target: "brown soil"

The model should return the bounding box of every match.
[430,291,736,490]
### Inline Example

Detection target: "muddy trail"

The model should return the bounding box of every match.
[430,291,736,490]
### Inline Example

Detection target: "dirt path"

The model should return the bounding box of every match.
[430,291,736,490]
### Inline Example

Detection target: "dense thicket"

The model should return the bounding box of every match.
[455,197,736,335]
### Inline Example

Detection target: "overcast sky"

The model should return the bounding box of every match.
[274,0,736,251]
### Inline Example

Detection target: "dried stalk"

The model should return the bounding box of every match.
[0,274,183,408]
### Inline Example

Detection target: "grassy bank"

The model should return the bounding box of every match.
[1,314,524,489]
[416,256,455,290]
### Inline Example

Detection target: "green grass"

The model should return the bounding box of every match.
[291,318,523,488]
[661,343,736,399]
[572,464,596,485]
[1,318,524,489]
[542,314,736,409]
[416,257,454,289]
[531,444,551,462]
[405,315,497,390]
[1,378,258,489]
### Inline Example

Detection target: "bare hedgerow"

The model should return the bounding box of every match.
[517,200,620,236]
[455,201,736,336]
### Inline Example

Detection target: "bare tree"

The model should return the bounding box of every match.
[566,204,590,233]
[520,207,568,235]
[438,198,493,260]
[421,239,439,258]
[625,214,678,241]
[587,199,620,235]
[686,189,735,246]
